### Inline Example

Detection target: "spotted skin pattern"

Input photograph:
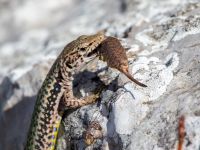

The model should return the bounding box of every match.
[25,34,147,150]
[98,37,147,87]
[25,33,106,150]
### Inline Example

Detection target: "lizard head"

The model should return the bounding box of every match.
[58,32,106,72]
[76,32,106,59]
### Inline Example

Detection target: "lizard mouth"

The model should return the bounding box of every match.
[87,47,98,57]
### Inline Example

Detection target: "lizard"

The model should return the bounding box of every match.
[98,36,147,87]
[25,32,106,150]
[25,33,147,150]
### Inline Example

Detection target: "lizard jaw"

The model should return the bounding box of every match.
[87,47,98,57]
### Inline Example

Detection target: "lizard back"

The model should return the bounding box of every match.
[25,33,106,150]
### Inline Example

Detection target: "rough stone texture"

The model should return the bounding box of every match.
[0,0,200,150]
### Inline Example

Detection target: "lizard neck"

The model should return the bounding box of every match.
[58,51,90,85]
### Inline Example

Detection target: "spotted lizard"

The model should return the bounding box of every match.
[25,33,106,150]
[98,36,147,87]
[25,33,147,150]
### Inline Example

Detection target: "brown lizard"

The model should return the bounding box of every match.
[25,33,147,150]
[25,33,106,150]
[98,36,147,87]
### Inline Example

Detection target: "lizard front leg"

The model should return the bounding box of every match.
[61,92,100,108]
[60,84,104,109]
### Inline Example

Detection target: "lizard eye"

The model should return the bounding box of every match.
[80,48,85,51]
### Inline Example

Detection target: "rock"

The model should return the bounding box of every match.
[0,0,200,150]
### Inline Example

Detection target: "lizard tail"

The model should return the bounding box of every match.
[120,66,147,87]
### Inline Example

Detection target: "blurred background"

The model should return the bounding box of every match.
[0,0,182,77]
[0,0,122,77]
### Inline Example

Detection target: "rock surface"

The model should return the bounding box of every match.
[0,0,200,150]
